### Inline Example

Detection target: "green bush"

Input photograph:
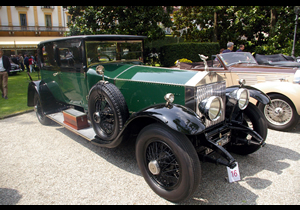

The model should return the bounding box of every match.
[159,42,220,67]
[144,36,184,65]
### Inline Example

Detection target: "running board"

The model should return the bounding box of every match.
[47,111,96,142]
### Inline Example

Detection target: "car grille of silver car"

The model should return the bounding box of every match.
[196,81,226,128]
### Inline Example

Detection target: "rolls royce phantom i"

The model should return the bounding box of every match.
[27,35,270,202]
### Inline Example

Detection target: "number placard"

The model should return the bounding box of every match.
[226,162,241,183]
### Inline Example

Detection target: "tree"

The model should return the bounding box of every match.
[172,6,299,56]
[66,6,174,41]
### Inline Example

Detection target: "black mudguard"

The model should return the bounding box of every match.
[92,103,206,148]
[226,85,271,105]
[27,80,68,115]
[130,104,206,135]
[27,80,41,107]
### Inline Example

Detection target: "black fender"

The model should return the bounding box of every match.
[92,103,206,148]
[27,80,68,115]
[226,85,271,105]
[128,103,206,135]
[27,80,41,107]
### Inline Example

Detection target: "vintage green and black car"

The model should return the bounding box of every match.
[28,35,270,202]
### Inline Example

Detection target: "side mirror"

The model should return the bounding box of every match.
[96,65,105,82]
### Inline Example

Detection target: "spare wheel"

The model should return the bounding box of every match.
[88,82,129,141]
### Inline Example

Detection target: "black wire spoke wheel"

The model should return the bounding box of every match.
[88,82,129,141]
[229,103,268,155]
[94,94,116,136]
[136,123,201,203]
[145,140,181,189]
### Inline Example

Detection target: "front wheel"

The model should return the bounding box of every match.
[228,102,268,155]
[258,93,299,131]
[135,123,201,203]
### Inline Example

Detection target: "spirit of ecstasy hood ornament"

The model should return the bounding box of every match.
[199,54,209,72]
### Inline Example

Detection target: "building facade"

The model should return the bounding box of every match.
[0,6,70,56]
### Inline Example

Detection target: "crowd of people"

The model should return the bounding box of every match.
[0,49,37,100]
[10,53,37,73]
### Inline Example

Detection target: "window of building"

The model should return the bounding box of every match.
[45,14,52,27]
[67,15,72,24]
[20,14,27,26]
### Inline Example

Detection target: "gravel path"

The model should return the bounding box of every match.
[1,111,300,205]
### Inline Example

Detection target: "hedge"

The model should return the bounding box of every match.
[159,42,220,67]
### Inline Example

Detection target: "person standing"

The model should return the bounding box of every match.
[223,42,234,53]
[18,54,25,71]
[236,44,245,52]
[0,49,11,99]
[24,54,29,72]
[28,55,33,73]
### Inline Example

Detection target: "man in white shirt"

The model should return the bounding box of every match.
[0,49,11,99]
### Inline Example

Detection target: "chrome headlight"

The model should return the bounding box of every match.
[199,96,223,121]
[229,88,249,110]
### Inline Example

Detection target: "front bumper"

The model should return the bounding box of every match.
[197,121,265,169]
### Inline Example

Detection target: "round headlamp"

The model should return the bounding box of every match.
[199,96,223,121]
[238,89,249,110]
[230,88,249,110]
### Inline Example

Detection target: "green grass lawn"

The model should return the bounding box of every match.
[0,71,41,119]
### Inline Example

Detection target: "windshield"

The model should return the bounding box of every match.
[86,40,143,66]
[218,52,257,67]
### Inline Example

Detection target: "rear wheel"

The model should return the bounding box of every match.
[34,93,52,125]
[136,123,201,203]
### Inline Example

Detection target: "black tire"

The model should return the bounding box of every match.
[258,93,299,131]
[88,82,129,141]
[34,93,52,125]
[228,103,268,155]
[135,123,201,203]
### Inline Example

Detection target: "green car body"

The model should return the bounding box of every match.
[27,35,271,202]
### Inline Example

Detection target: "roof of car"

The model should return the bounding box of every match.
[39,34,147,45]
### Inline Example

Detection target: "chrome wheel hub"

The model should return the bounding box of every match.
[264,99,293,126]
[148,160,160,175]
[93,112,101,123]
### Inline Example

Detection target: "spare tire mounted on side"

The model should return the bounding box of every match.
[88,82,129,141]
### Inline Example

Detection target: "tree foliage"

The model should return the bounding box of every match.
[172,6,299,55]
[66,6,173,42]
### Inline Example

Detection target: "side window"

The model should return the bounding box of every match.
[39,42,56,68]
[53,39,83,71]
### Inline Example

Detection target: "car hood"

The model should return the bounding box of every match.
[229,64,298,74]
[94,63,223,87]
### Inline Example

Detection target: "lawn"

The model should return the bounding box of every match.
[0,71,41,119]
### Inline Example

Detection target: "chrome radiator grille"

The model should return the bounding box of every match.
[196,81,226,127]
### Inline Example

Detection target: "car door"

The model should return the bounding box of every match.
[52,39,88,109]
[40,39,88,110]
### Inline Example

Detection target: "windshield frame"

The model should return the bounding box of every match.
[217,52,258,68]
[85,40,144,67]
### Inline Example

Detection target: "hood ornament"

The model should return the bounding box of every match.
[199,54,209,72]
